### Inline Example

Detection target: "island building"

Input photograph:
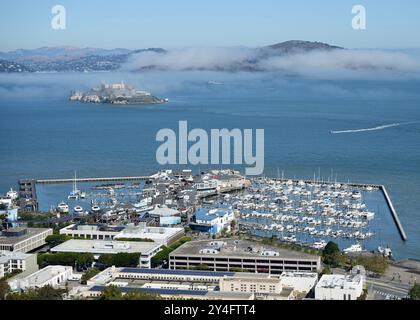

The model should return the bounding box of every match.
[0,227,53,253]
[168,239,321,274]
[70,266,318,300]
[50,239,163,268]
[8,265,73,291]
[59,222,184,246]
[0,251,38,278]
[189,206,235,235]
[315,274,365,300]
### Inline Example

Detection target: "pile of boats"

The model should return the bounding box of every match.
[228,178,378,250]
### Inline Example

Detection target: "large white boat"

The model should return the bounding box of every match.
[6,188,18,200]
[74,206,84,214]
[343,244,363,254]
[57,202,69,213]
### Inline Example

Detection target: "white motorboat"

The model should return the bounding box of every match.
[91,205,101,213]
[57,202,69,213]
[6,188,18,200]
[74,206,83,214]
[343,244,363,254]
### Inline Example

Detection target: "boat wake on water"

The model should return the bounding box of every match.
[330,121,419,134]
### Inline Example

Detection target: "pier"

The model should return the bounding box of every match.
[381,186,407,241]
[35,176,152,184]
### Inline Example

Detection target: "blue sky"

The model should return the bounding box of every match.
[0,0,419,51]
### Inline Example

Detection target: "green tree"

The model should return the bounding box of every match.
[0,279,10,300]
[81,268,100,285]
[100,285,122,300]
[409,283,420,300]
[5,285,65,300]
[45,234,71,247]
[123,291,162,300]
[322,241,344,267]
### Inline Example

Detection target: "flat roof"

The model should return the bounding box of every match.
[316,274,363,289]
[0,228,51,246]
[0,251,32,263]
[51,239,161,255]
[119,267,235,277]
[170,239,320,261]
[89,285,252,299]
[17,266,71,286]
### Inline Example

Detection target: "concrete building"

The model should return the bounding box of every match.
[59,223,184,246]
[113,223,184,245]
[219,273,287,298]
[0,227,53,253]
[75,266,314,300]
[0,251,38,278]
[8,265,73,291]
[315,274,365,300]
[169,239,321,273]
[51,239,163,268]
[280,272,318,294]
[190,206,235,235]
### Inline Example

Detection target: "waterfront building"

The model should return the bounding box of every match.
[169,239,321,273]
[190,206,235,235]
[315,274,365,300]
[0,227,53,253]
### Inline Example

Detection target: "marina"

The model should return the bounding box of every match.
[30,170,405,257]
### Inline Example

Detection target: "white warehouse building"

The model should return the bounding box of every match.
[315,274,365,300]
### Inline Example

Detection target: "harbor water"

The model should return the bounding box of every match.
[1,71,420,260]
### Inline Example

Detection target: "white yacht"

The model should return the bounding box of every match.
[74,206,83,214]
[91,205,101,213]
[343,244,363,254]
[6,188,18,200]
[57,202,69,213]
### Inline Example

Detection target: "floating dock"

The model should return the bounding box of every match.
[35,176,152,184]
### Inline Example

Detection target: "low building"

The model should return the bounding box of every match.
[190,206,235,235]
[0,251,38,278]
[148,205,181,226]
[315,274,365,300]
[280,272,318,294]
[219,273,288,299]
[76,266,312,300]
[50,239,163,268]
[169,239,321,273]
[0,227,53,253]
[113,223,184,246]
[8,265,73,291]
[59,223,184,246]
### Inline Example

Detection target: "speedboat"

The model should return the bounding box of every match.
[57,202,69,213]
[74,206,83,214]
[91,205,101,213]
[343,244,363,254]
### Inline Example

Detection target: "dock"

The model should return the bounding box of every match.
[35,176,152,184]
[381,186,407,241]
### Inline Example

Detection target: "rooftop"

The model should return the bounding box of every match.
[316,274,364,290]
[170,239,321,261]
[0,227,51,246]
[51,239,161,255]
[0,250,32,264]
[195,206,233,222]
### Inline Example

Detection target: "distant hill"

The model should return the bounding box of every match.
[0,41,344,72]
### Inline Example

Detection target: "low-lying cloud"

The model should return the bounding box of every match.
[123,47,420,76]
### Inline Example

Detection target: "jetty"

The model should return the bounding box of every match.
[36,176,152,184]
